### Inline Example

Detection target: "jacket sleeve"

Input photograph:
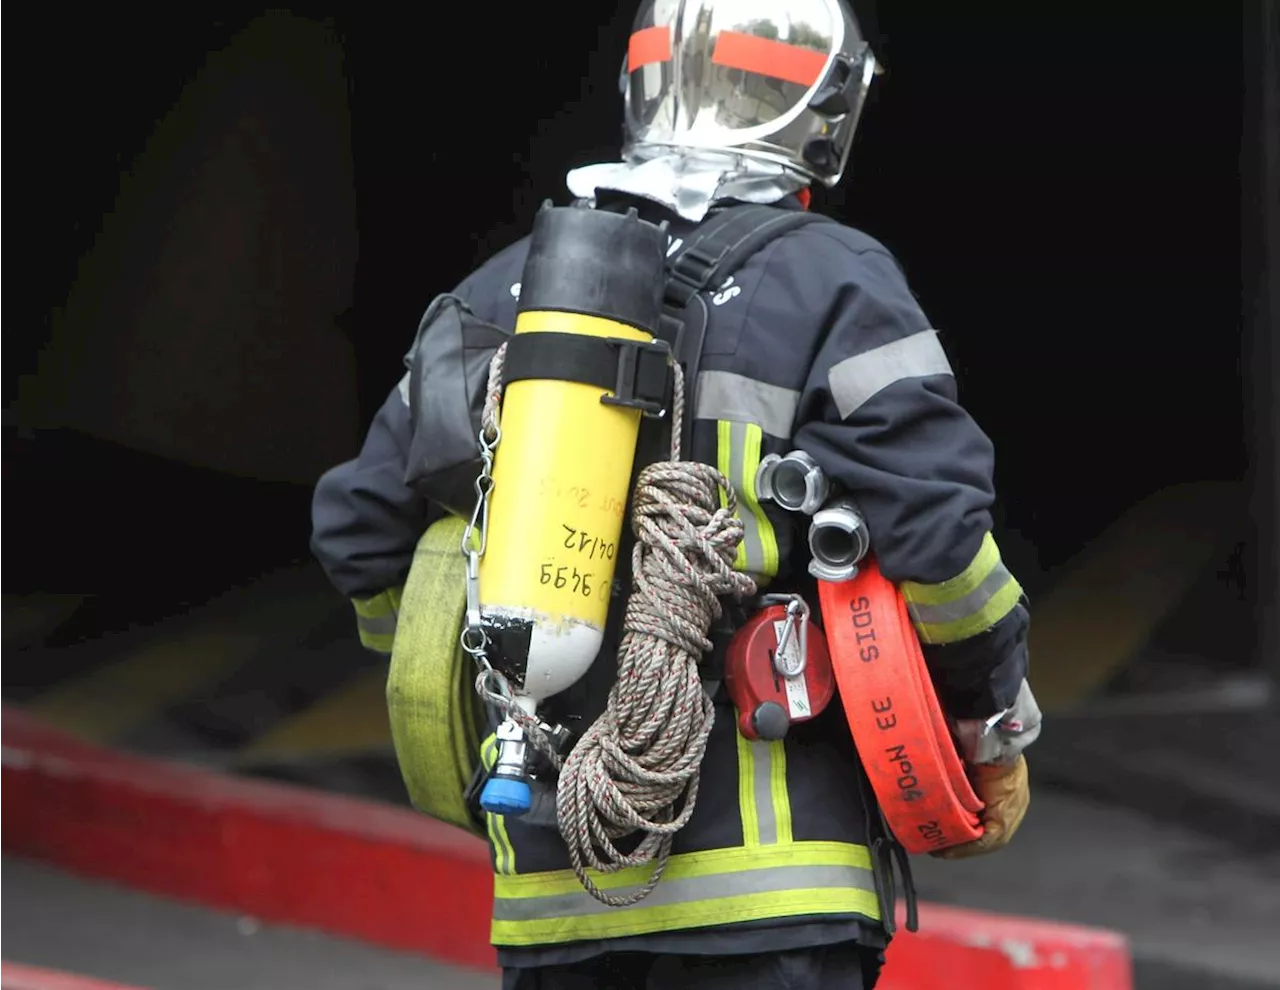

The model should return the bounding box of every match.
[310,381,443,654]
[790,235,1030,720]
[308,248,526,655]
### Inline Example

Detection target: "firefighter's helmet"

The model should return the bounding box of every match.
[621,0,878,187]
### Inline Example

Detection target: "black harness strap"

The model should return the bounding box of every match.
[502,331,671,416]
[665,204,834,309]
[662,204,837,453]
[553,198,837,448]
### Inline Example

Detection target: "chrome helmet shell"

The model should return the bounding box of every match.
[621,0,878,187]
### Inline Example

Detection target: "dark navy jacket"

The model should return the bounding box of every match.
[313,195,1030,721]
[311,194,1032,965]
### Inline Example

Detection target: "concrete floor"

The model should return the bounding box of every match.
[908,783,1280,989]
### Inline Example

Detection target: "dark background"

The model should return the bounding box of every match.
[6,1,1273,669]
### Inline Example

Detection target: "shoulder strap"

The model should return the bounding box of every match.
[628,202,836,593]
[664,204,835,309]
[589,200,836,470]
[654,204,834,459]
[589,196,834,305]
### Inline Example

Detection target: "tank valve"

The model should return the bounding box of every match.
[756,450,830,515]
[808,495,871,582]
[479,718,533,815]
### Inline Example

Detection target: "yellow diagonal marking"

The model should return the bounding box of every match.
[233,666,392,766]
[1029,481,1238,713]
[26,632,257,742]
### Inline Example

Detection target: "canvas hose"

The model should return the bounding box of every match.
[482,347,756,907]
[818,565,985,855]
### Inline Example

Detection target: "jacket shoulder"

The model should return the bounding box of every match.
[771,218,906,274]
[742,217,920,322]
[454,235,533,327]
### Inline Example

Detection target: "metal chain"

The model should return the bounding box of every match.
[460,343,565,763]
[457,397,499,674]
[459,344,506,693]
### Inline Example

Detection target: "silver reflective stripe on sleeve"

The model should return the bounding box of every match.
[901,532,1023,644]
[828,329,954,420]
[906,558,1017,628]
[357,612,397,639]
[695,371,801,439]
[352,588,402,654]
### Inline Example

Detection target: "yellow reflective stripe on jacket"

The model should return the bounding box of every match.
[490,841,880,945]
[351,586,403,653]
[716,420,779,581]
[487,720,879,946]
[901,532,1023,644]
[481,733,516,875]
[736,732,792,846]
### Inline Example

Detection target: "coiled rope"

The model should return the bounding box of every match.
[480,344,756,907]
[554,363,757,906]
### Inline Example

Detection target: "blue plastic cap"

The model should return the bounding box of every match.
[480,776,532,816]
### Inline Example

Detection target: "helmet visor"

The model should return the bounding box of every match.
[626,0,849,151]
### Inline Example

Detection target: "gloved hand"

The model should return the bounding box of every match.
[932,754,1030,860]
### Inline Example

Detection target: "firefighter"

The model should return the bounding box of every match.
[312,1,1042,987]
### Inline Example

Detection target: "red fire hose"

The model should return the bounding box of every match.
[818,560,984,854]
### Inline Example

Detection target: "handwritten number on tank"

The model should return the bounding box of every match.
[561,525,616,561]
[539,563,594,599]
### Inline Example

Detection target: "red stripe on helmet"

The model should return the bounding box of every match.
[712,30,829,88]
[629,25,672,71]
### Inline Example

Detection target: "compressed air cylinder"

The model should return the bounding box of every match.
[478,205,667,706]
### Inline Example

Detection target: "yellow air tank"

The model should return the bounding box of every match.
[477,204,669,816]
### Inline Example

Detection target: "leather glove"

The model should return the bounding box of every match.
[932,754,1030,860]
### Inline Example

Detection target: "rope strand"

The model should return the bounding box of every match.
[481,346,756,907]
[555,363,757,906]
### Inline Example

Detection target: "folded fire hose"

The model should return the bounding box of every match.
[818,563,984,854]
[386,515,488,837]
